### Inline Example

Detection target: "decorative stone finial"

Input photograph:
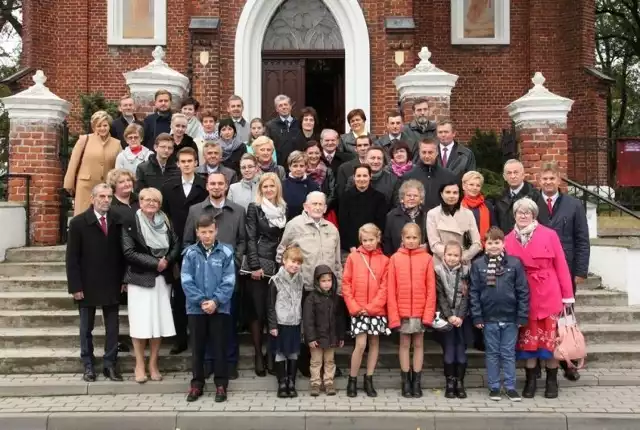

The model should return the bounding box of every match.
[151,46,166,65]
[1,70,71,122]
[32,70,47,87]
[394,46,458,100]
[532,72,545,87]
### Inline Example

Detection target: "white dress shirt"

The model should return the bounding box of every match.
[510,182,525,197]
[182,176,194,197]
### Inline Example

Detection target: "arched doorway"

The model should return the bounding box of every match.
[234,0,370,133]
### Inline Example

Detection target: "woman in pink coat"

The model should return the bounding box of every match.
[504,197,574,400]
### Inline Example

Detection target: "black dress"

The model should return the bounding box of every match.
[338,186,388,251]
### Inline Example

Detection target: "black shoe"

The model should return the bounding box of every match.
[214,386,227,402]
[455,363,467,399]
[103,367,123,382]
[444,363,456,399]
[505,389,521,402]
[488,389,501,401]
[347,376,358,397]
[117,342,130,353]
[401,371,412,398]
[287,359,298,398]
[170,341,188,355]
[255,353,266,377]
[544,367,559,399]
[82,367,96,382]
[364,375,377,397]
[266,353,276,376]
[522,367,537,398]
[560,361,581,381]
[411,371,423,398]
[276,361,289,398]
[186,387,203,402]
[228,363,239,380]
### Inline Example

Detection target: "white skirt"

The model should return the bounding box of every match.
[127,276,176,339]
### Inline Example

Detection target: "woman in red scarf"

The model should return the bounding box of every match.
[461,171,496,246]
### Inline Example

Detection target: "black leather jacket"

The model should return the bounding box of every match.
[245,203,285,271]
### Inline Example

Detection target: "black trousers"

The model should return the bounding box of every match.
[189,313,231,389]
[172,279,188,343]
[79,304,119,368]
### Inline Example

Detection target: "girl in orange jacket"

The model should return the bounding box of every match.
[387,223,436,398]
[342,223,391,398]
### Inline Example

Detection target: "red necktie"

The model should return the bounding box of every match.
[442,147,448,167]
[547,198,553,216]
[99,216,108,235]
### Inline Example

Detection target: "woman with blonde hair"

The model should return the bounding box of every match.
[64,110,122,215]
[461,170,495,246]
[170,113,200,163]
[244,172,287,376]
[252,136,285,180]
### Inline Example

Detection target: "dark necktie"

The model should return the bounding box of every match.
[99,216,108,235]
[442,147,449,166]
[547,198,553,216]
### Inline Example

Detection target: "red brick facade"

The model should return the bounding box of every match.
[22,0,604,142]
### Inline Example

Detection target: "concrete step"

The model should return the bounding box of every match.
[576,306,640,324]
[4,246,66,263]
[578,275,603,290]
[576,289,628,306]
[0,342,636,374]
[0,310,130,328]
[0,276,67,292]
[0,262,65,278]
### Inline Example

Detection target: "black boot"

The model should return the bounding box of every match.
[455,362,468,399]
[276,361,288,398]
[401,371,412,398]
[411,371,423,398]
[535,359,542,379]
[364,375,377,397]
[266,353,276,376]
[544,367,559,399]
[522,367,537,398]
[347,376,358,398]
[444,363,456,399]
[559,360,580,381]
[297,346,311,378]
[287,359,298,398]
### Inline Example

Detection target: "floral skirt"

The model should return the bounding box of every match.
[350,315,391,337]
[516,315,558,360]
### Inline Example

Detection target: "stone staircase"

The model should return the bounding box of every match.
[0,246,638,374]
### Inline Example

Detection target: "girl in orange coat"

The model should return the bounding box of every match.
[342,223,391,398]
[387,223,436,398]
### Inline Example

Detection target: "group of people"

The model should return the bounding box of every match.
[63,90,590,404]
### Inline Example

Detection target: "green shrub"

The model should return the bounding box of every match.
[76,92,119,134]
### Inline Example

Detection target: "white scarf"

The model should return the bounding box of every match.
[514,220,538,247]
[261,198,287,228]
[136,209,169,250]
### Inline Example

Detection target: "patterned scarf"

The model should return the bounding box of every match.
[259,159,279,174]
[514,220,538,247]
[390,160,413,178]
[485,251,505,286]
[401,203,421,223]
[218,137,244,162]
[306,161,327,186]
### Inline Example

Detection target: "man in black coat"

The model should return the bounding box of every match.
[161,147,208,354]
[110,95,143,149]
[398,138,457,213]
[135,133,180,193]
[540,162,590,381]
[66,183,125,382]
[142,89,173,150]
[436,120,476,178]
[494,159,550,234]
[265,94,307,168]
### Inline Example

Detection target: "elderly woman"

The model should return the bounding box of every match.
[122,187,181,383]
[305,140,336,215]
[246,118,276,162]
[383,179,427,256]
[64,110,122,215]
[388,140,413,179]
[170,113,200,163]
[505,197,574,400]
[461,171,495,245]
[217,118,247,175]
[340,109,375,155]
[227,153,261,210]
[115,124,152,175]
[244,173,287,377]
[426,179,482,268]
[300,107,320,142]
[251,136,285,181]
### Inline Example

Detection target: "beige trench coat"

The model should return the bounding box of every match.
[63,134,122,216]
[426,205,482,268]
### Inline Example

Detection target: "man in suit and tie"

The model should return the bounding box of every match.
[66,183,125,382]
[435,119,476,178]
[111,95,143,149]
[161,147,208,354]
[539,161,590,382]
[376,110,404,154]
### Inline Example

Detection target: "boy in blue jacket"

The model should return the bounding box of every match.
[470,226,529,403]
[181,214,236,403]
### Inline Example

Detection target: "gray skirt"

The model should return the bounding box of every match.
[399,317,425,334]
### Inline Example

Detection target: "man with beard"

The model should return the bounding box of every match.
[402,98,437,159]
[183,172,246,380]
[142,89,173,150]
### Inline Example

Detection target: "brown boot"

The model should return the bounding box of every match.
[310,385,321,397]
[325,383,336,396]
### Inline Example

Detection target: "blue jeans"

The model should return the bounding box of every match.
[205,291,239,366]
[483,322,518,390]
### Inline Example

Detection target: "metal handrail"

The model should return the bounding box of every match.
[562,177,640,220]
[0,173,32,246]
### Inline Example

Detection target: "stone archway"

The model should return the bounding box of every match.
[234,0,370,133]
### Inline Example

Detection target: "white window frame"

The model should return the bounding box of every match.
[107,0,167,46]
[451,0,510,45]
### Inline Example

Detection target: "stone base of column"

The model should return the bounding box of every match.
[518,127,568,184]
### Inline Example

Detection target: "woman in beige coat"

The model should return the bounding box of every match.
[426,179,482,268]
[64,111,122,215]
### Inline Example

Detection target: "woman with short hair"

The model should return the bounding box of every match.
[64,110,122,215]
[170,113,200,163]
[299,107,320,143]
[340,109,375,155]
[251,136,285,181]
[383,179,427,256]
[115,124,152,175]
[388,140,413,179]
[461,170,495,246]
[217,118,247,175]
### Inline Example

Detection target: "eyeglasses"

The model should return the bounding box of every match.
[126,135,141,140]
[142,198,160,204]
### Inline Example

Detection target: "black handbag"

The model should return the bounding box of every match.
[240,255,277,278]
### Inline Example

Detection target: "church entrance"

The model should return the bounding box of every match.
[259,0,346,132]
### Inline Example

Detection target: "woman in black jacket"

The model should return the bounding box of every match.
[244,172,287,376]
[121,187,181,383]
[170,113,200,164]
[338,165,388,253]
[383,179,428,256]
[218,118,248,176]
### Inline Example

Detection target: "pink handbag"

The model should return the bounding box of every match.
[554,307,586,369]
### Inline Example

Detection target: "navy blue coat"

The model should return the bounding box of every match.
[282,175,320,221]
[548,193,590,280]
[469,254,530,326]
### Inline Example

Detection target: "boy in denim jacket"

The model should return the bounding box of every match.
[181,214,236,403]
[470,227,529,402]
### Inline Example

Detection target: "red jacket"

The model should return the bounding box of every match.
[387,247,436,328]
[342,247,389,317]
